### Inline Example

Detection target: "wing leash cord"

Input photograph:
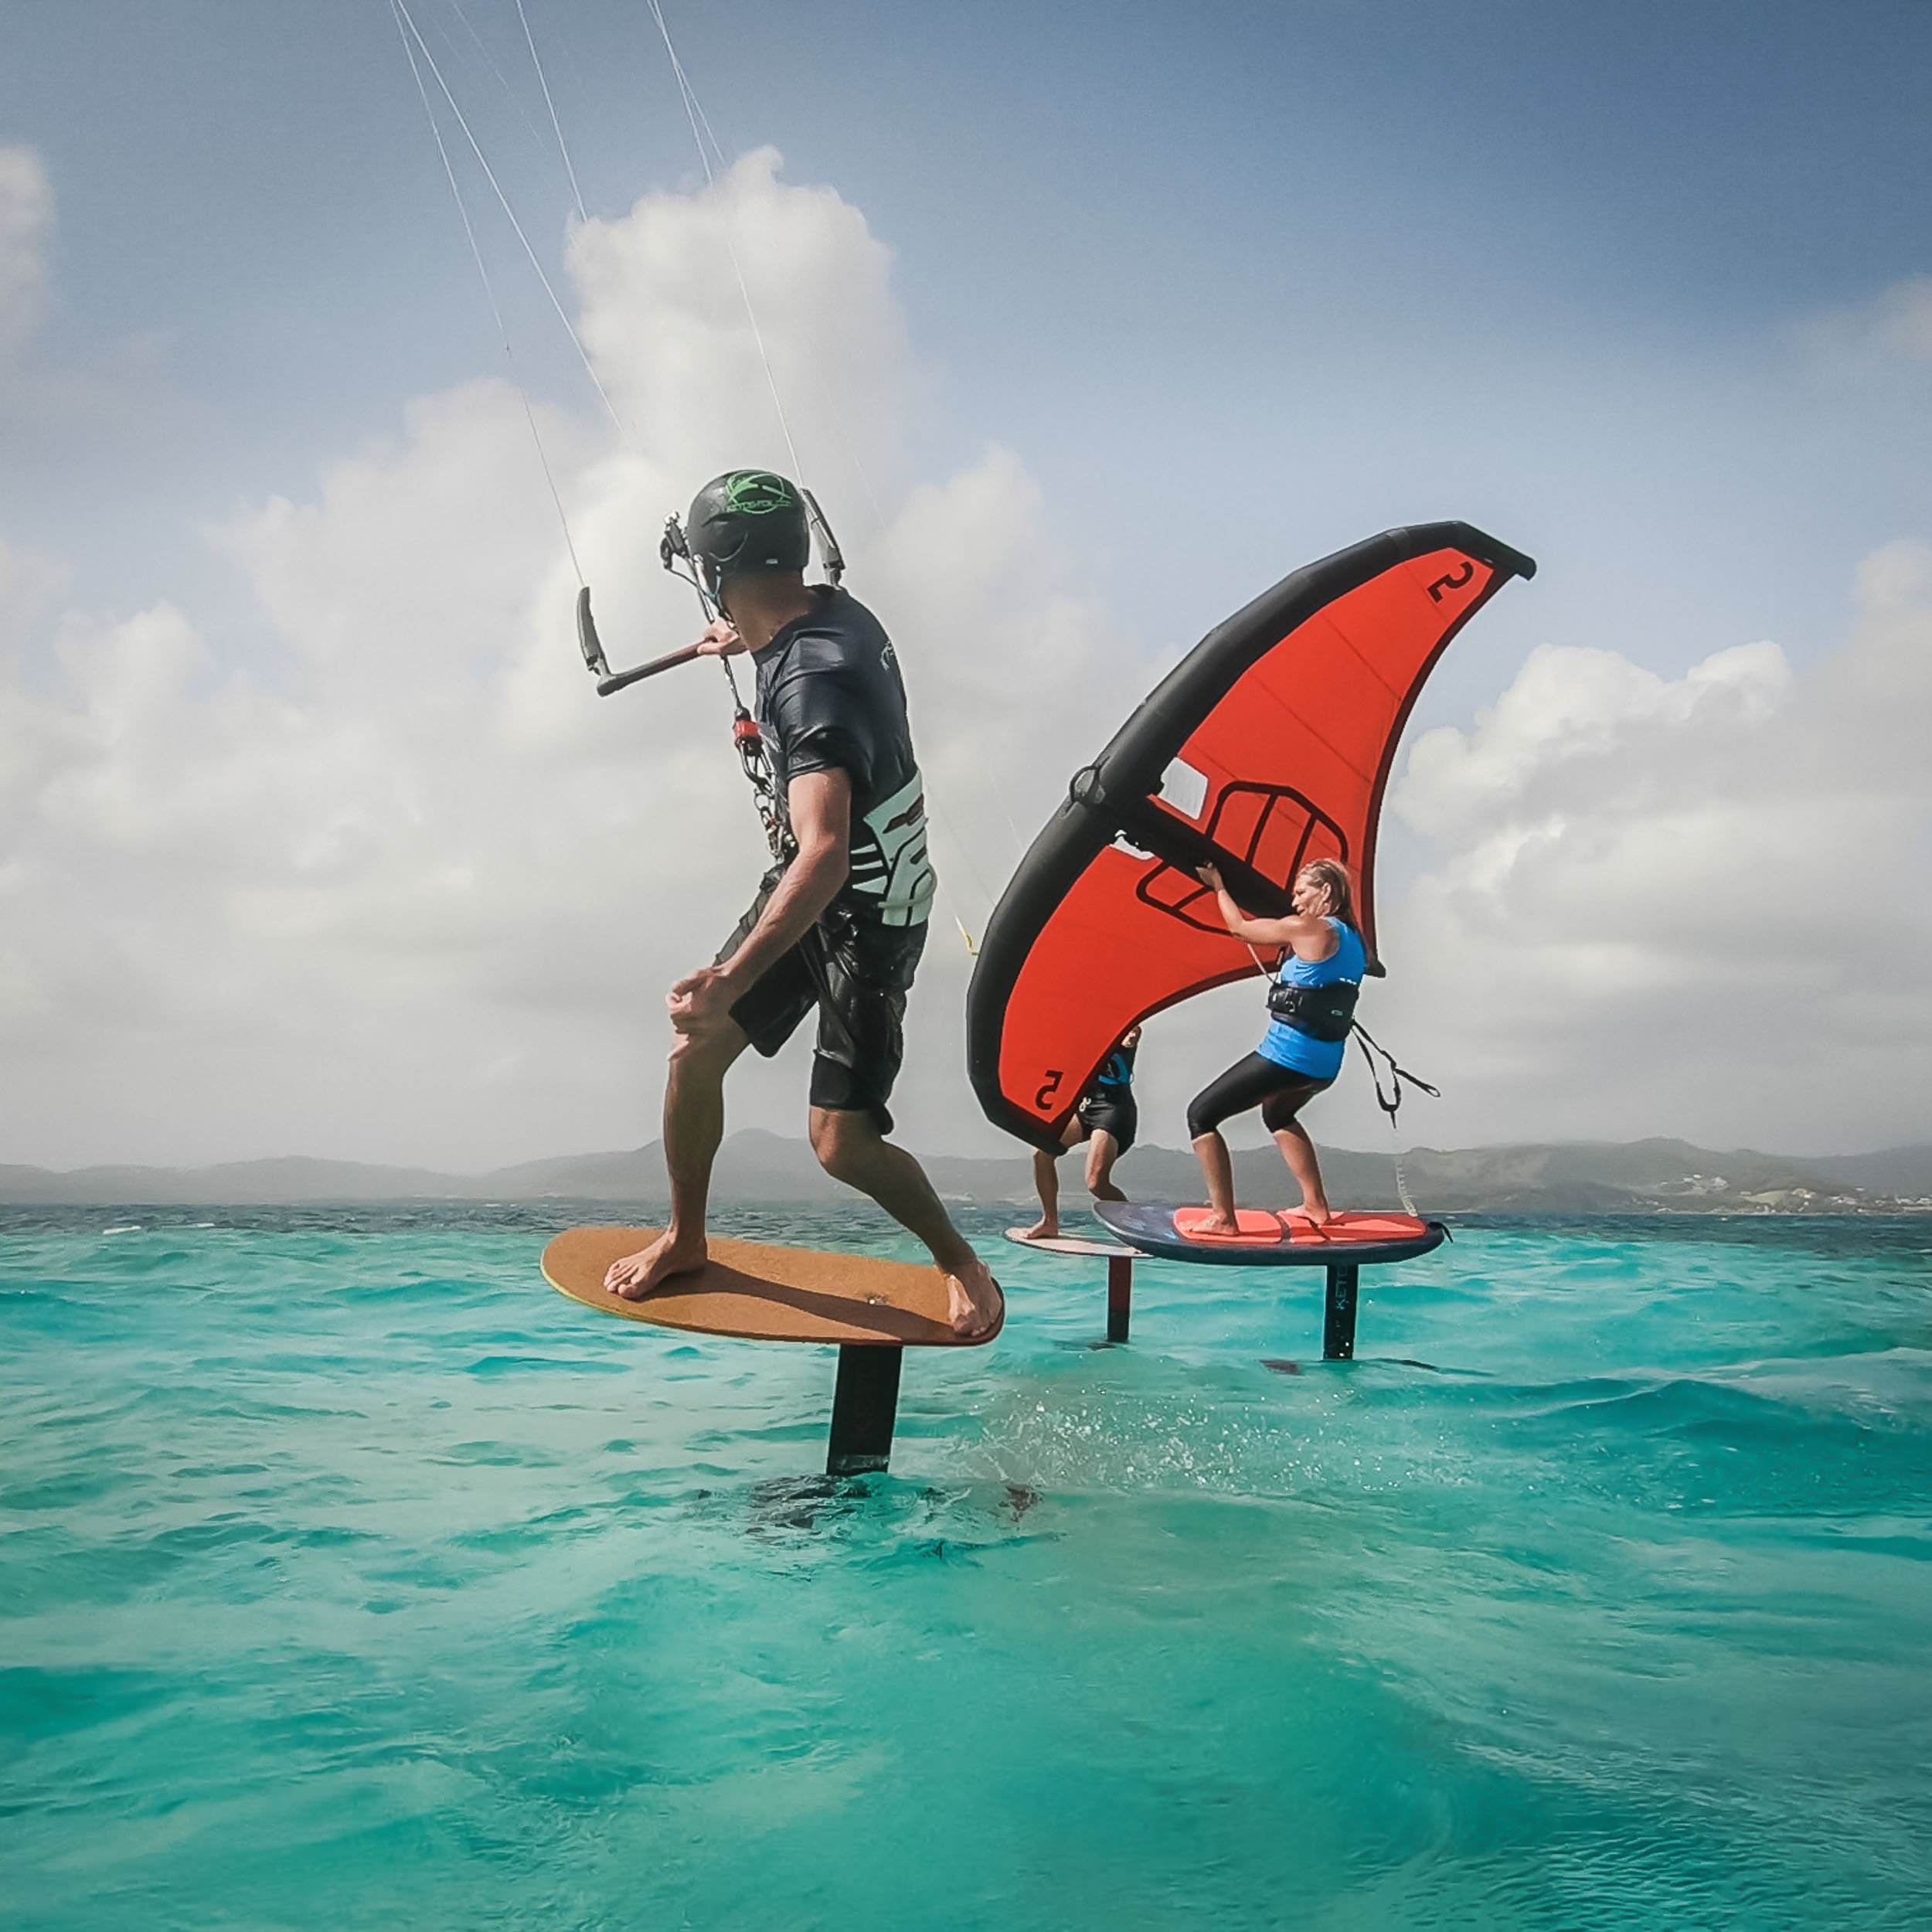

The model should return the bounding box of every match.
[1349,1022,1440,1218]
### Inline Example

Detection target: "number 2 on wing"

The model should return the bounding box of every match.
[1034,1070,1064,1111]
[1427,561,1475,602]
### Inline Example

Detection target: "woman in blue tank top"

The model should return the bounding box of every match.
[1185,858,1363,1231]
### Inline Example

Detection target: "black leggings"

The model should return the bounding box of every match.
[1187,1053,1333,1141]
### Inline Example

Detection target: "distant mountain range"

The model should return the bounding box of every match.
[4,1131,1930,1215]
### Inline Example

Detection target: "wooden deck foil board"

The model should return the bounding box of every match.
[540,1225,1001,1347]
[1094,1202,1447,1268]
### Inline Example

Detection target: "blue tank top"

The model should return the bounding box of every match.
[1257,917,1365,1080]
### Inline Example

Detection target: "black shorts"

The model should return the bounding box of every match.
[1186,1053,1332,1140]
[720,872,927,1134]
[1075,1094,1138,1155]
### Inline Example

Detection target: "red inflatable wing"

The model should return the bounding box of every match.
[966,523,1536,1151]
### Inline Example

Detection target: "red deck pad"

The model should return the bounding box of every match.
[1173,1208,1434,1247]
[1173,1207,1288,1245]
[1281,1211,1433,1244]
[1097,1199,1447,1268]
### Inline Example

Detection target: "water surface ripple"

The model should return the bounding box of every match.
[4,1206,1929,1928]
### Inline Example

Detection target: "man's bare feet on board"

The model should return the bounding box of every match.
[1193,1210,1241,1236]
[944,1257,1003,1339]
[1020,1216,1059,1242]
[604,1229,707,1301]
[1089,1179,1127,1203]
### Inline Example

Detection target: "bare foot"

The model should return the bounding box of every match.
[1193,1211,1240,1236]
[1294,1202,1334,1230]
[1020,1216,1059,1241]
[1089,1179,1127,1203]
[604,1228,707,1301]
[944,1257,1003,1340]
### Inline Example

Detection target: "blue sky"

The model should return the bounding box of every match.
[9,1,1930,658]
[2,2,1929,1165]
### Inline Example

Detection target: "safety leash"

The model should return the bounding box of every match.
[1350,1022,1440,1219]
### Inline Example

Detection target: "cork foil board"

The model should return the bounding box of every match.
[541,1225,1000,1347]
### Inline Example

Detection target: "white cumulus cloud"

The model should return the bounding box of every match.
[0,144,52,363]
[0,151,1127,1170]
[1367,541,1932,1153]
[5,141,1927,1172]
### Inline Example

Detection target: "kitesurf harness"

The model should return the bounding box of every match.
[1257,962,1436,1119]
[1264,976,1360,1042]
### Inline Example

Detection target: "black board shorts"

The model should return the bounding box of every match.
[720,870,927,1134]
[1075,1094,1138,1155]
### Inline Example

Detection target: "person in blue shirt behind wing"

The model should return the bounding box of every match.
[1022,1025,1141,1241]
[1186,858,1364,1231]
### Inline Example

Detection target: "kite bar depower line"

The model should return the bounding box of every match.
[388,0,617,592]
[387,0,809,857]
[389,0,812,611]
[388,0,997,944]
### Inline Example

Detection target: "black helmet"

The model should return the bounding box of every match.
[685,470,810,580]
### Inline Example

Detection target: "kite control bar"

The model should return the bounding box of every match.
[574,587,700,697]
[571,507,815,864]
[570,514,722,699]
[572,495,844,701]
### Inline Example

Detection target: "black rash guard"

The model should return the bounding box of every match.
[753,586,937,929]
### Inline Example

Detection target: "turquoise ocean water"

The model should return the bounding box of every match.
[4,1204,1929,1930]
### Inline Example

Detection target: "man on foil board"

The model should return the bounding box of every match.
[603,471,1002,1340]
